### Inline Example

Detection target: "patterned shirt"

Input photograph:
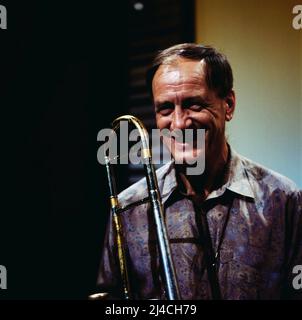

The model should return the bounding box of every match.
[97,147,302,300]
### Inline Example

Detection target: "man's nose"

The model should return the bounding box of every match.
[171,107,192,130]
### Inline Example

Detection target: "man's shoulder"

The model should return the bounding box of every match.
[117,161,174,208]
[236,151,300,195]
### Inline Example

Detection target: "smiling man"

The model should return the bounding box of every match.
[151,51,235,199]
[97,43,302,300]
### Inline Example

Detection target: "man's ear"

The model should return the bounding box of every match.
[225,90,236,121]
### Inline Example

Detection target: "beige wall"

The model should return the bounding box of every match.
[195,0,302,187]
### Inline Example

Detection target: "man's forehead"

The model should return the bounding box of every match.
[153,58,206,85]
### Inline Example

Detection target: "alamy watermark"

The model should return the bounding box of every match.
[292,265,302,290]
[97,122,205,175]
[0,4,7,29]
[0,265,7,289]
[293,5,302,30]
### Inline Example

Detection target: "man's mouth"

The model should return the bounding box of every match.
[164,128,208,150]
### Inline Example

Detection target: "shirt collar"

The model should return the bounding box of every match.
[117,160,177,209]
[158,160,178,203]
[161,147,255,203]
[205,147,255,200]
[118,147,255,210]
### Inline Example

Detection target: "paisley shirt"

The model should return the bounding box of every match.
[97,148,302,300]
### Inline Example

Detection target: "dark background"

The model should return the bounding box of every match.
[0,0,194,299]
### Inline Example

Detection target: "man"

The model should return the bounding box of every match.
[97,43,302,299]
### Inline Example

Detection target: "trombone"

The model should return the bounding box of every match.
[103,115,180,300]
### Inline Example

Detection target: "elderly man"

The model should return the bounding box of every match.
[97,43,302,300]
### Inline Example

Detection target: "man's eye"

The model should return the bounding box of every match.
[159,109,173,116]
[189,105,202,112]
[157,105,173,116]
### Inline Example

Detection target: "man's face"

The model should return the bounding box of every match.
[152,57,235,167]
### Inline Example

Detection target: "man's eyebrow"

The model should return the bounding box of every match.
[183,96,209,105]
[154,96,210,110]
[154,100,174,110]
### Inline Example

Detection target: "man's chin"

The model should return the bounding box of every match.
[171,150,206,175]
[172,150,205,165]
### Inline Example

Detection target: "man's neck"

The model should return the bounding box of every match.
[176,142,230,200]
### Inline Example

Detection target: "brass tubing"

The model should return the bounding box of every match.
[104,115,180,300]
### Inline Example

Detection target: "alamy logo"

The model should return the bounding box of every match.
[292,5,302,30]
[292,265,302,290]
[0,265,7,289]
[0,4,7,29]
[97,122,206,175]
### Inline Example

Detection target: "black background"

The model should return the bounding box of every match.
[0,0,195,300]
[0,1,128,299]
